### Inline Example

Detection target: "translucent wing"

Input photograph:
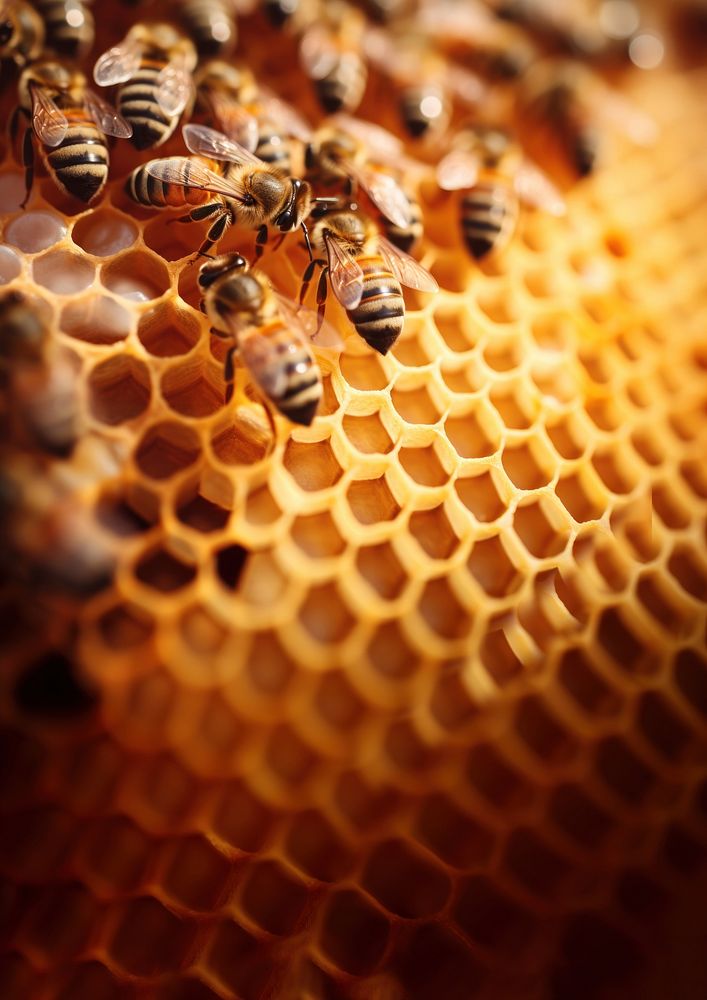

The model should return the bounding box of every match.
[240,333,289,400]
[145,158,246,201]
[275,292,343,350]
[156,60,193,117]
[436,149,480,191]
[324,233,364,310]
[349,165,412,229]
[84,88,133,138]
[378,237,439,293]
[183,123,265,166]
[30,84,68,147]
[515,160,565,215]
[259,87,312,142]
[300,25,338,80]
[332,113,403,162]
[93,40,142,87]
[209,92,259,151]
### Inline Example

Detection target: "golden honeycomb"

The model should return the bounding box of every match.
[1,5,707,999]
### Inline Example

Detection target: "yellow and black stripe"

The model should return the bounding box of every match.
[34,0,93,58]
[119,61,177,151]
[314,54,367,113]
[348,255,405,355]
[460,180,518,261]
[242,321,322,426]
[43,101,108,203]
[383,192,423,254]
[125,157,214,208]
[180,0,236,57]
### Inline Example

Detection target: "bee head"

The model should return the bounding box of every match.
[274,178,312,232]
[198,253,248,290]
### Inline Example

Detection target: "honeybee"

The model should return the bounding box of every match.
[262,0,317,31]
[179,0,256,57]
[436,124,565,261]
[492,0,634,60]
[516,59,657,183]
[305,114,423,252]
[0,290,80,457]
[14,60,132,207]
[200,253,340,427]
[93,22,197,150]
[34,0,94,59]
[195,59,312,175]
[127,124,317,257]
[301,209,438,356]
[0,0,44,66]
[300,2,368,113]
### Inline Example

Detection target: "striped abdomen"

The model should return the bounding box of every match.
[399,85,450,139]
[460,178,518,260]
[34,0,93,57]
[125,157,216,208]
[314,54,367,113]
[181,0,236,56]
[384,193,423,254]
[43,104,107,203]
[347,255,404,355]
[255,121,292,173]
[12,3,44,63]
[241,319,322,426]
[119,60,177,150]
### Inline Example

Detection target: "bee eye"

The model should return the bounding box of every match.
[242,194,256,207]
[0,22,13,45]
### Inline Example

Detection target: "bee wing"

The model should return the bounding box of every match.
[93,40,143,87]
[349,164,412,229]
[515,160,566,216]
[378,237,439,294]
[156,60,193,117]
[84,88,133,138]
[258,87,313,142]
[209,92,259,152]
[275,292,343,350]
[300,25,339,80]
[595,87,659,146]
[436,149,480,191]
[183,123,265,166]
[324,233,364,311]
[239,333,290,401]
[30,84,68,147]
[145,158,247,202]
[332,113,403,162]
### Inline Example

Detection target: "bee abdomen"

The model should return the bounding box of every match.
[46,123,108,203]
[35,0,93,57]
[384,195,423,253]
[15,3,44,62]
[125,160,211,208]
[244,324,322,426]
[348,257,404,355]
[119,66,176,150]
[315,55,366,113]
[399,85,449,139]
[461,181,517,260]
[255,127,291,172]
[182,0,236,56]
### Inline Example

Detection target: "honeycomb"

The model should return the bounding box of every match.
[1,7,707,1000]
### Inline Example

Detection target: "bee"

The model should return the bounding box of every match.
[435,124,565,261]
[195,59,312,175]
[179,0,256,58]
[0,0,45,67]
[0,290,80,457]
[301,209,438,356]
[200,253,341,427]
[34,0,94,59]
[262,0,317,31]
[14,60,132,207]
[516,59,657,183]
[126,124,318,257]
[299,2,368,113]
[305,114,423,253]
[93,22,197,150]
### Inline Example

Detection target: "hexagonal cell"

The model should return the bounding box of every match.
[679,458,707,499]
[453,876,534,951]
[674,648,707,719]
[210,413,270,465]
[160,358,223,418]
[558,647,624,717]
[591,445,640,495]
[367,620,419,679]
[503,827,570,899]
[314,671,366,731]
[299,583,354,643]
[356,541,407,599]
[397,922,485,999]
[362,839,450,919]
[283,438,342,491]
[548,783,613,850]
[55,962,126,1000]
[239,551,288,607]
[455,469,506,522]
[489,384,534,430]
[637,691,692,763]
[668,545,707,601]
[79,815,155,892]
[415,794,494,869]
[33,250,94,294]
[446,404,501,459]
[393,332,433,367]
[347,475,400,525]
[143,215,202,260]
[244,484,282,525]
[546,412,589,460]
[87,355,151,426]
[556,470,607,522]
[291,511,346,559]
[213,543,248,591]
[597,606,658,674]
[429,671,479,730]
[595,736,657,805]
[467,535,522,597]
[652,481,691,529]
[5,211,66,252]
[391,383,442,424]
[138,302,201,357]
[398,443,449,488]
[134,546,197,593]
[341,411,393,454]
[513,496,571,558]
[102,251,170,301]
[585,395,622,432]
[239,858,308,936]
[466,743,533,810]
[264,724,317,786]
[60,295,132,345]
[72,209,138,256]
[0,245,21,284]
[339,351,389,390]
[483,336,523,373]
[97,602,155,651]
[434,305,476,352]
[418,577,471,639]
[501,438,555,490]
[515,694,578,763]
[95,484,158,536]
[161,835,231,912]
[636,573,693,636]
[109,896,196,977]
[479,628,523,687]
[408,504,460,559]
[135,421,201,479]
[284,810,354,882]
[211,781,275,852]
[318,889,389,976]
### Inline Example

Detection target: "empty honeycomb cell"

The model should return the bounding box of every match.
[135,422,201,479]
[144,216,201,261]
[175,484,230,533]
[13,650,96,718]
[391,383,443,424]
[652,481,692,530]
[283,438,342,492]
[445,404,501,459]
[342,410,394,454]
[5,211,66,253]
[661,824,706,876]
[547,783,614,851]
[245,484,282,526]
[595,737,658,805]
[138,303,201,357]
[161,359,224,418]
[78,815,155,892]
[490,383,535,430]
[239,551,288,607]
[71,209,138,257]
[203,919,270,999]
[501,438,556,491]
[556,469,607,522]
[408,504,461,559]
[16,881,97,961]
[453,876,535,951]
[503,827,571,899]
[161,835,232,911]
[367,621,419,679]
[428,671,478,731]
[0,171,25,212]
[0,805,78,881]
[515,695,578,763]
[210,413,271,466]
[291,511,346,560]
[546,412,589,460]
[466,743,534,811]
[395,922,485,1000]
[0,244,21,283]
[97,602,155,650]
[398,443,450,488]
[593,540,632,592]
[245,633,296,700]
[558,648,624,718]
[477,287,517,325]
[415,794,494,869]
[636,691,693,763]
[87,355,151,426]
[674,648,707,719]
[592,445,642,495]
[679,458,707,499]
[418,576,471,640]
[433,305,476,353]
[32,250,94,294]
[636,573,695,637]
[339,351,389,390]
[134,546,198,593]
[110,896,196,977]
[55,962,128,1000]
[479,628,523,686]
[513,496,572,559]
[60,295,132,345]
[361,839,451,919]
[239,858,308,935]
[179,606,228,658]
[385,719,441,773]
[484,336,524,374]
[211,782,275,853]
[319,889,390,976]
[347,475,401,525]
[264,724,318,786]
[668,544,707,600]
[214,544,248,590]
[102,251,171,302]
[356,541,407,599]
[393,331,433,368]
[467,535,522,598]
[454,469,506,523]
[314,672,366,732]
[597,606,659,674]
[552,914,641,1000]
[299,583,355,644]
[96,485,157,536]
[284,810,354,882]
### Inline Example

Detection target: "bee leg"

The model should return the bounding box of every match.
[300,258,326,305]
[315,266,329,332]
[197,208,232,257]
[254,224,269,261]
[169,201,222,226]
[20,128,34,210]
[223,346,237,404]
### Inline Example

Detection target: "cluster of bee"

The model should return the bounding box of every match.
[0,0,660,438]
